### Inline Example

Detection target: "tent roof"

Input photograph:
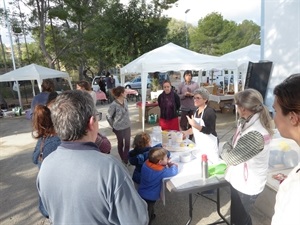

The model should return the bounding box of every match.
[0,63,69,82]
[220,44,261,66]
[121,43,236,74]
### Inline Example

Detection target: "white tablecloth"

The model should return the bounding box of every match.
[209,94,234,103]
[161,148,225,204]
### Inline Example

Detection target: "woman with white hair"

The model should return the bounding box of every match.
[182,87,219,162]
[220,88,273,225]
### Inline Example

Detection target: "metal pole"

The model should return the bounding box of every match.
[3,0,16,70]
[3,0,22,109]
[185,9,190,49]
[260,0,265,60]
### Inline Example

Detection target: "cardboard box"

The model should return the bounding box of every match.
[221,107,234,114]
[208,101,221,111]
[218,100,234,108]
[138,106,160,122]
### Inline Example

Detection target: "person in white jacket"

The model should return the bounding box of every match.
[220,89,273,225]
[271,74,300,225]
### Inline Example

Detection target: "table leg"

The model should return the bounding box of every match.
[185,193,193,225]
[205,188,230,225]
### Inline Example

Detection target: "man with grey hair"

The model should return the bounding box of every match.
[37,90,148,225]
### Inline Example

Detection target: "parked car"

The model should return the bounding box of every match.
[91,75,120,91]
[158,72,170,87]
[124,76,152,89]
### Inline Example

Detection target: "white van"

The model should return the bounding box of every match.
[91,75,120,91]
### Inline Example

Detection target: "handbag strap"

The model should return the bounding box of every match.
[39,138,45,162]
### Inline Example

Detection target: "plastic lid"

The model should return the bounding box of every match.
[202,154,208,162]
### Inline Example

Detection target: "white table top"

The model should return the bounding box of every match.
[160,138,226,204]
[161,151,226,204]
[209,94,234,103]
[166,149,225,189]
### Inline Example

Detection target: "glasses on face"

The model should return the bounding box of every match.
[193,97,203,100]
[95,112,102,120]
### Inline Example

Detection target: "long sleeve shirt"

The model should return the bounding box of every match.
[37,142,149,225]
[106,100,131,131]
[177,81,199,111]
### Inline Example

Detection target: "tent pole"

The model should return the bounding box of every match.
[3,0,22,108]
[16,81,22,108]
[31,80,36,96]
[67,78,73,90]
[141,71,147,132]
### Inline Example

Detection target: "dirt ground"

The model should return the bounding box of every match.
[0,100,271,225]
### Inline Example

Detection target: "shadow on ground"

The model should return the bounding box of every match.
[0,146,46,225]
[0,102,270,225]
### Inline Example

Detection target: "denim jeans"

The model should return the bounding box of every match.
[230,185,258,225]
[39,196,49,218]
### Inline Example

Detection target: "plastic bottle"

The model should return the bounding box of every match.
[201,154,209,179]
[152,126,162,145]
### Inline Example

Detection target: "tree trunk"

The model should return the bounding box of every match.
[35,0,54,68]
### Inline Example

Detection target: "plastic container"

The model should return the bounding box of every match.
[162,131,169,144]
[171,131,183,144]
[148,114,158,124]
[152,126,162,144]
[180,153,192,163]
[201,154,209,179]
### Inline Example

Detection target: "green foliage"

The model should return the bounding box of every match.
[3,0,260,75]
[48,6,69,20]
[166,18,186,47]
[189,12,260,56]
[86,0,170,67]
[151,77,159,92]
[15,0,175,77]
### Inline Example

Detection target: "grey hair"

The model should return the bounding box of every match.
[50,90,97,141]
[194,87,210,101]
[235,88,273,135]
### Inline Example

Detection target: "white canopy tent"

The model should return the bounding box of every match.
[220,44,261,89]
[220,44,260,66]
[120,42,237,130]
[0,63,73,108]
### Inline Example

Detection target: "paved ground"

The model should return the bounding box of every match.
[0,100,271,225]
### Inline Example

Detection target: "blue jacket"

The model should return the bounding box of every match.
[138,160,178,201]
[32,136,61,168]
[128,143,169,184]
[30,92,50,118]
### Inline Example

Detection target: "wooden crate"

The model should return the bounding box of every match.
[221,107,234,114]
[208,101,221,111]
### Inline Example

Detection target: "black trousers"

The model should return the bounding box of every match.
[230,184,258,225]
[144,199,156,225]
[113,127,131,163]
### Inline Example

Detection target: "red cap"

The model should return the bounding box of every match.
[202,154,208,162]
